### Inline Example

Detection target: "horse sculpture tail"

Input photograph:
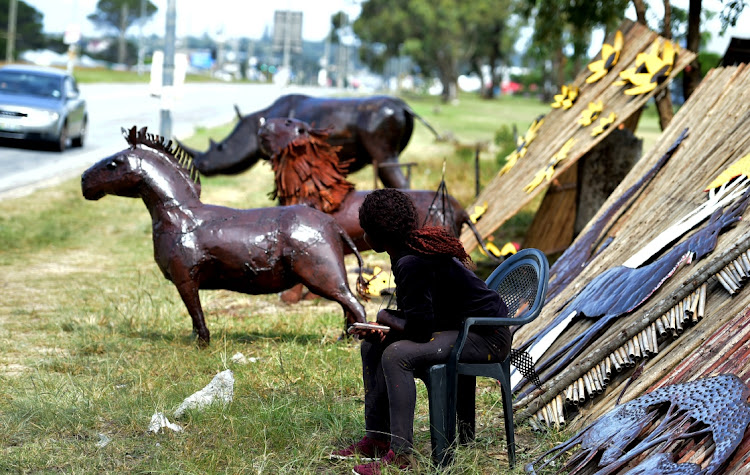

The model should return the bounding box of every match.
[405,105,442,141]
[337,225,369,299]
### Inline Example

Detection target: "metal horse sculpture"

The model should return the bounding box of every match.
[179,94,440,188]
[81,126,367,344]
[526,374,750,475]
[256,117,497,258]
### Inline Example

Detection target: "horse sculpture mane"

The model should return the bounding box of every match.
[123,125,201,189]
[267,125,354,213]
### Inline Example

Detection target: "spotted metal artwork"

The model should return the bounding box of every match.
[525,374,750,475]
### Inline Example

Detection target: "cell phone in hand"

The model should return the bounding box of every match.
[347,322,391,334]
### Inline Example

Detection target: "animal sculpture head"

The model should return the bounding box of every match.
[258,117,354,213]
[82,126,201,202]
[180,111,264,176]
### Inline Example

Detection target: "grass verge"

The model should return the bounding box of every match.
[0,91,659,473]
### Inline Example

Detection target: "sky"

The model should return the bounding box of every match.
[23,0,363,42]
[22,0,750,54]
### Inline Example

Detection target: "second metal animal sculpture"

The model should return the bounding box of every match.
[81,126,367,344]
[256,117,497,258]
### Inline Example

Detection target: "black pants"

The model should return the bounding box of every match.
[361,329,510,453]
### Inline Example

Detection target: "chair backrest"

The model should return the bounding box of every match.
[484,248,549,326]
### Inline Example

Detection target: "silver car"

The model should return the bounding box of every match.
[0,64,87,151]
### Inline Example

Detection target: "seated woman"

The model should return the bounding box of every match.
[330,188,511,474]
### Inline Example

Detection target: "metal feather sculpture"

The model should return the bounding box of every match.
[544,129,689,303]
[513,180,750,392]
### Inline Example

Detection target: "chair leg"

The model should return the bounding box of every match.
[425,365,452,466]
[456,375,476,444]
[499,361,516,468]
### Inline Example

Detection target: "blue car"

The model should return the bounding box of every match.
[0,64,87,151]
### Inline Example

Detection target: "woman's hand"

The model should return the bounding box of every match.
[349,324,388,343]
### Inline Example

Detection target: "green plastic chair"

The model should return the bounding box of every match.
[419,248,549,468]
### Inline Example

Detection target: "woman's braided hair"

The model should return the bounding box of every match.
[359,189,473,268]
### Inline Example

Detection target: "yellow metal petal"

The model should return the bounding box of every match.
[626,72,655,87]
[469,201,489,223]
[586,69,607,83]
[524,169,547,193]
[567,86,579,101]
[705,153,750,191]
[643,54,666,73]
[613,30,623,52]
[662,40,676,66]
[588,58,606,72]
[498,153,518,176]
[499,242,519,256]
[624,81,657,95]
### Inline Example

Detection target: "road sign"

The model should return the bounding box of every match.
[272,11,303,54]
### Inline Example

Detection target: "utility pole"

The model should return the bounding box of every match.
[6,0,17,63]
[160,0,176,139]
[137,0,146,75]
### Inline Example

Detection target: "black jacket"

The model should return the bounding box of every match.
[392,253,510,343]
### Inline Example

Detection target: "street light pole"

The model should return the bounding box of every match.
[160,0,176,139]
[137,0,146,75]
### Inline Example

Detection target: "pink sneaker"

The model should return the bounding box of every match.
[329,436,390,461]
[352,449,411,475]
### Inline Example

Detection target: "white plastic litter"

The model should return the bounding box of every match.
[174,369,234,418]
[96,433,111,447]
[231,352,247,364]
[148,412,183,433]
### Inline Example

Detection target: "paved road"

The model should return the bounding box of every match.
[0,82,336,198]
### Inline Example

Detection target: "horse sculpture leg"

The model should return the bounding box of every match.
[173,278,211,344]
[296,266,367,326]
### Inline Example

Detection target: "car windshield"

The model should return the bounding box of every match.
[0,71,64,99]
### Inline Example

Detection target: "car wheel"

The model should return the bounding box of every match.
[55,123,68,152]
[72,118,86,148]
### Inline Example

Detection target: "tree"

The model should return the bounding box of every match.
[520,0,629,91]
[354,0,516,103]
[465,0,517,99]
[0,0,45,60]
[330,11,352,88]
[87,0,157,65]
[681,0,747,100]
